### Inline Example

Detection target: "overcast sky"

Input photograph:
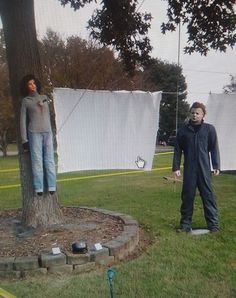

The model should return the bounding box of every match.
[2,0,236,104]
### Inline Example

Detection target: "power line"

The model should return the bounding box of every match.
[183,69,234,75]
[137,0,147,12]
[163,91,226,95]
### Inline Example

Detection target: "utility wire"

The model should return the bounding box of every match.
[183,69,234,75]
[137,0,146,12]
[56,78,96,134]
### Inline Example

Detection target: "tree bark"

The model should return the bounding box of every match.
[0,0,62,228]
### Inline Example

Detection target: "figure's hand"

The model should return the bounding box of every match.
[22,142,29,152]
[213,169,220,176]
[174,170,181,177]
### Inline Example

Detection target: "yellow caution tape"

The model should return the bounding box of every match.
[0,167,172,190]
[0,288,17,298]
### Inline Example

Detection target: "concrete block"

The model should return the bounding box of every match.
[95,256,114,266]
[90,247,109,262]
[103,240,127,260]
[66,252,90,265]
[80,207,111,215]
[73,262,95,273]
[122,225,139,245]
[101,211,125,217]
[83,207,124,218]
[0,270,21,279]
[123,224,139,234]
[0,257,15,271]
[115,235,137,255]
[90,247,109,263]
[40,253,66,268]
[14,256,39,271]
[118,215,138,226]
[21,268,48,278]
[48,264,73,274]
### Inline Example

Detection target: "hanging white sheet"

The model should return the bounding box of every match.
[53,88,161,173]
[205,93,236,171]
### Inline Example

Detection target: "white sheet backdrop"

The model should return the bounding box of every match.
[53,88,161,173]
[205,93,236,171]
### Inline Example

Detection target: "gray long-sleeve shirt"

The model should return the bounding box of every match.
[20,92,52,143]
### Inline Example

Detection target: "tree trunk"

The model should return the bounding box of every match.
[0,0,62,228]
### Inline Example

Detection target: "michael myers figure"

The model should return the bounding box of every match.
[172,102,220,233]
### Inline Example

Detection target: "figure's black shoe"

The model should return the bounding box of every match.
[176,227,192,233]
[37,192,43,196]
[49,191,55,195]
[209,228,220,233]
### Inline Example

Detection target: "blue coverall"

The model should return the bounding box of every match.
[172,121,220,230]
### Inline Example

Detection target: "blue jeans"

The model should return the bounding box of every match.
[28,131,56,193]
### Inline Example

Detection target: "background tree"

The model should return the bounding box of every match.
[0,29,15,156]
[59,0,152,74]
[140,58,189,140]
[0,97,15,157]
[40,29,68,88]
[39,30,140,90]
[65,40,131,89]
[87,0,152,74]
[162,0,236,55]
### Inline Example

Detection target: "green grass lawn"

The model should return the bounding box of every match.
[0,152,236,298]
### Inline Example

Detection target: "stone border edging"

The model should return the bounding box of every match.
[0,207,139,279]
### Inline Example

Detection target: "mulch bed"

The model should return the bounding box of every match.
[0,207,152,258]
[0,207,124,257]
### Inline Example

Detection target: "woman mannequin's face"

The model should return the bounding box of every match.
[27,79,37,93]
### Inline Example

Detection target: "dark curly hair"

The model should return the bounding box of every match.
[20,74,41,97]
[190,102,206,115]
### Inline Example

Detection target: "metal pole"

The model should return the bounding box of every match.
[175,22,181,134]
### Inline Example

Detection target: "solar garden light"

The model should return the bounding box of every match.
[107,268,116,298]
